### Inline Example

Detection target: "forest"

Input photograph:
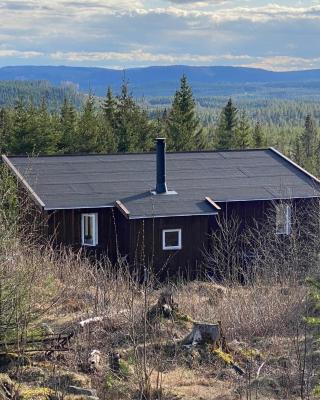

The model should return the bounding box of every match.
[0,75,319,178]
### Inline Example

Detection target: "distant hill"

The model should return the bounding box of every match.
[1,65,320,98]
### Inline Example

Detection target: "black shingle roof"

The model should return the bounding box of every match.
[3,148,320,218]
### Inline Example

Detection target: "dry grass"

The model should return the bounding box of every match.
[0,236,317,400]
[176,281,308,340]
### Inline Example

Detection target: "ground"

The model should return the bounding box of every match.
[1,279,318,400]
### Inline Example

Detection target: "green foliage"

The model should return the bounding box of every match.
[166,75,206,151]
[115,81,154,152]
[306,279,320,328]
[252,121,266,148]
[216,98,238,149]
[76,94,100,153]
[235,110,252,149]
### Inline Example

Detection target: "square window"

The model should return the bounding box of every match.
[276,204,292,235]
[162,229,182,250]
[81,213,98,246]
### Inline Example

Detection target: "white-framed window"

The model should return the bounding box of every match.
[162,229,182,250]
[276,204,292,235]
[81,213,98,246]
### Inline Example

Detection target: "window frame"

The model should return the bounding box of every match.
[275,204,292,235]
[81,213,98,246]
[162,228,182,251]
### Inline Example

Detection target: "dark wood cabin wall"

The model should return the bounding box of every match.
[128,215,210,278]
[45,197,318,277]
[47,208,124,262]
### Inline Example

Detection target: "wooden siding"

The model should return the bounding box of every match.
[45,198,317,277]
[128,215,211,279]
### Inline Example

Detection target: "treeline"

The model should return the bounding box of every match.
[0,75,319,176]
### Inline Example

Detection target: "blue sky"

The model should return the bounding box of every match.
[0,0,319,70]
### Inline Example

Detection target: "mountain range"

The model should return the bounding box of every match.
[1,65,320,98]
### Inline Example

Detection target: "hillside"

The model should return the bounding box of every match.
[0,80,85,109]
[1,65,320,98]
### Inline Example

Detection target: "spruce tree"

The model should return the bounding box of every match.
[99,87,117,153]
[166,75,205,151]
[76,94,100,153]
[102,87,116,128]
[35,98,58,154]
[115,81,153,152]
[59,97,77,154]
[298,114,319,174]
[0,107,11,153]
[216,98,238,150]
[235,111,252,149]
[301,114,317,158]
[252,121,265,148]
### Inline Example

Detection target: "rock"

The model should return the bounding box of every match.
[68,386,97,397]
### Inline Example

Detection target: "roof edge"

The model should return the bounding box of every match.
[1,154,45,209]
[269,147,320,185]
[129,212,218,220]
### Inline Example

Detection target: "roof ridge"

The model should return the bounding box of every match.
[2,147,270,159]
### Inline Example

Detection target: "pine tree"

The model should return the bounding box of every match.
[216,98,238,150]
[235,111,252,149]
[252,121,265,148]
[166,75,205,151]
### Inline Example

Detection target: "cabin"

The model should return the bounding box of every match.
[2,139,320,277]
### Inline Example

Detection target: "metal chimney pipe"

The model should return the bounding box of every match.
[156,138,167,194]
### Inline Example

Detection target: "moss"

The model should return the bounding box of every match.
[105,372,131,399]
[314,385,320,396]
[213,349,234,365]
[19,386,55,400]
[174,311,193,323]
[118,360,131,378]
[240,348,263,360]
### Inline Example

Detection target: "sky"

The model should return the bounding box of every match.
[0,0,320,71]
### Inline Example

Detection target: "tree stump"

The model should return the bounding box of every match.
[181,322,221,346]
[147,290,178,322]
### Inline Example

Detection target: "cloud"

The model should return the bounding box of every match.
[166,0,226,3]
[0,49,43,58]
[0,1,320,70]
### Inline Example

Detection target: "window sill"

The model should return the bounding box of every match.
[163,246,182,251]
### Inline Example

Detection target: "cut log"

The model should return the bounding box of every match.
[181,322,221,346]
